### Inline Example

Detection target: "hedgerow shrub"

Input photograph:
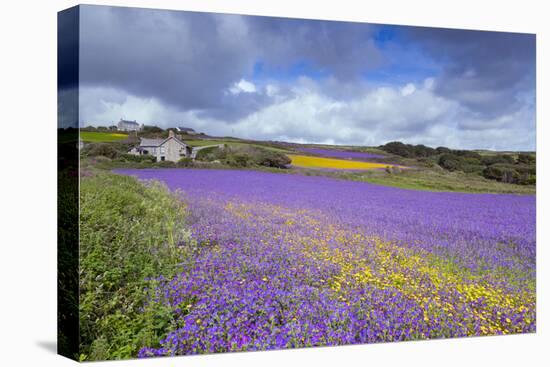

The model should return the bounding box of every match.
[481,154,516,166]
[79,173,196,361]
[82,143,120,159]
[254,149,291,168]
[194,146,223,161]
[438,154,464,171]
[517,153,535,164]
[177,157,194,167]
[482,164,518,183]
[120,153,156,163]
[154,160,177,168]
[195,145,290,169]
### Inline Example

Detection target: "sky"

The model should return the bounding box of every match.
[62,5,536,150]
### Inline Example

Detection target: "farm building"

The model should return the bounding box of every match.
[176,126,198,135]
[129,130,192,162]
[117,119,143,132]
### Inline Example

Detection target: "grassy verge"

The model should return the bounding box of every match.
[312,167,536,194]
[79,172,196,361]
[81,146,534,195]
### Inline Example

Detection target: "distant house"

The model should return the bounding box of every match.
[128,130,191,162]
[117,119,142,132]
[176,126,198,135]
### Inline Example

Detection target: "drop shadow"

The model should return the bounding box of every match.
[36,340,57,354]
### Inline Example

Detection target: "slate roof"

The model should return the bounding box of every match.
[139,138,164,147]
[119,119,139,126]
[139,137,188,147]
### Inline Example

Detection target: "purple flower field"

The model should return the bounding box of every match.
[114,168,536,356]
[298,147,386,160]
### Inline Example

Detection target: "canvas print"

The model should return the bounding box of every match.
[57,4,536,362]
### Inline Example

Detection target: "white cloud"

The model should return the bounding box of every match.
[400,83,416,96]
[80,77,535,151]
[229,79,257,95]
[423,77,435,90]
[265,84,279,97]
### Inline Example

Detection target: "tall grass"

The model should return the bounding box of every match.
[79,173,195,360]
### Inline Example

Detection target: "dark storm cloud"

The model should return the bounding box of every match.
[58,6,79,90]
[79,5,384,121]
[401,27,535,119]
[197,90,275,122]
[79,5,258,114]
[58,6,79,128]
[74,5,536,150]
[246,16,384,80]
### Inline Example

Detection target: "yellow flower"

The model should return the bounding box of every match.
[287,154,397,170]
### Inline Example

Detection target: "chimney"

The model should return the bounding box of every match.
[169,130,175,138]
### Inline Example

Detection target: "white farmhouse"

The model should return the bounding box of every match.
[175,126,198,135]
[128,130,191,162]
[117,119,143,132]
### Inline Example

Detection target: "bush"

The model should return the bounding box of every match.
[225,153,252,167]
[416,157,437,168]
[453,150,482,160]
[195,146,226,161]
[438,154,464,171]
[82,143,121,159]
[120,154,156,163]
[384,165,405,175]
[380,141,414,157]
[482,165,520,183]
[177,157,194,168]
[517,172,536,185]
[198,145,291,169]
[154,160,176,168]
[378,141,535,186]
[380,141,436,158]
[254,149,291,168]
[461,164,485,174]
[517,153,535,164]
[436,146,451,154]
[79,173,196,361]
[413,144,437,157]
[481,154,515,166]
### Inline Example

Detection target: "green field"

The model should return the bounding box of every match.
[81,131,128,142]
[80,133,535,195]
[185,139,291,153]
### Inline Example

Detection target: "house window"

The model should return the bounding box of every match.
[160,147,165,154]
[160,156,165,161]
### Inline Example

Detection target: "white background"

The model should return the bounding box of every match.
[0,0,547,366]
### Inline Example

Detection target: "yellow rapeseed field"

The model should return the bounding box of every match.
[80,131,129,142]
[287,154,392,170]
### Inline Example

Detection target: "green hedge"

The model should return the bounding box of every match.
[195,145,290,169]
[79,173,196,360]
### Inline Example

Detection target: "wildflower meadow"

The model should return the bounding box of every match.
[114,169,535,357]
